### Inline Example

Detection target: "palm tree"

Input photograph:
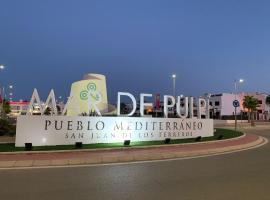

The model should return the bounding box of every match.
[243,95,260,126]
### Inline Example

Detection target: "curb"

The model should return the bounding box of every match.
[0,133,246,155]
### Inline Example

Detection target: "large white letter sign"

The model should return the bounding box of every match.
[140,93,153,117]
[164,95,175,118]
[27,89,58,116]
[117,92,137,116]
[16,116,214,147]
[176,96,189,118]
[27,88,43,115]
[197,98,206,119]
[43,89,58,115]
[189,97,194,118]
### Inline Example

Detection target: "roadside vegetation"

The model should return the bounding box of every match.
[243,95,260,126]
[0,118,16,136]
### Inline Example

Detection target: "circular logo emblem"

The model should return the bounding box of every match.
[87,83,96,92]
[80,82,102,102]
[80,90,88,100]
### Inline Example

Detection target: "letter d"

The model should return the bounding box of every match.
[117,92,137,116]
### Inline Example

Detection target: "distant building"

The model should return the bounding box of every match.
[8,101,65,117]
[209,93,270,120]
[239,92,270,120]
[8,101,30,117]
[209,93,241,119]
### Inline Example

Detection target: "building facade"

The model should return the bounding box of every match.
[8,101,30,117]
[209,93,270,120]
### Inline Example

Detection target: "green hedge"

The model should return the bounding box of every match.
[221,115,249,120]
[0,119,16,136]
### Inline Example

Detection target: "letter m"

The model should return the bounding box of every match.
[27,89,58,115]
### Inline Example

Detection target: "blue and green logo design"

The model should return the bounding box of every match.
[80,83,101,101]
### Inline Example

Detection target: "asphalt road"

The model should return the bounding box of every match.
[0,126,270,200]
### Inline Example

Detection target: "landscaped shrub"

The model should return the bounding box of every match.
[0,119,16,136]
[221,115,249,120]
[217,135,223,140]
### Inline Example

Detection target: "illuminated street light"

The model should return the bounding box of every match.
[171,74,177,116]
[234,78,244,130]
[0,65,6,117]
[172,74,176,98]
[234,79,244,98]
[8,85,14,103]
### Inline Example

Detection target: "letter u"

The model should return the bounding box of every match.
[55,121,63,130]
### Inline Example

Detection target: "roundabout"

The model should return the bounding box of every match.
[0,128,266,169]
[0,125,270,200]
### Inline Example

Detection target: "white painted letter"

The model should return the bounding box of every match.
[176,96,189,118]
[43,89,58,115]
[197,98,206,119]
[117,92,137,116]
[189,97,194,118]
[205,98,210,119]
[27,88,42,115]
[140,93,153,116]
[164,95,175,118]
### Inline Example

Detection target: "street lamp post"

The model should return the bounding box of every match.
[0,65,5,117]
[58,96,62,102]
[171,74,176,116]
[234,79,244,130]
[9,85,13,102]
[204,93,211,119]
[172,74,176,98]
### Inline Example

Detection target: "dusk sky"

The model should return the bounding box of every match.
[1,0,270,103]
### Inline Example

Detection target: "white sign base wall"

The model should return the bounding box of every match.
[15,116,214,147]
